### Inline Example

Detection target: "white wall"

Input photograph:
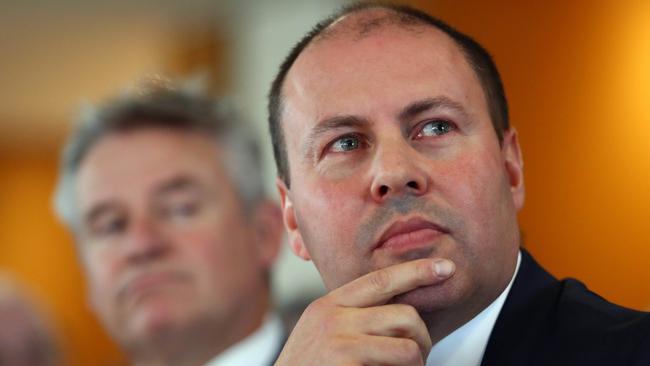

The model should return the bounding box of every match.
[227,0,348,308]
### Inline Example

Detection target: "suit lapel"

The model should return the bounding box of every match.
[480,249,560,366]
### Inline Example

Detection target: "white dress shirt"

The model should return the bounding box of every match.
[205,313,284,366]
[426,252,522,366]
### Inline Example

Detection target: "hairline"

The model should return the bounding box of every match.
[269,2,509,188]
[79,128,248,225]
[54,99,266,234]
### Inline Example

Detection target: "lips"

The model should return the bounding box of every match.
[374,217,449,251]
[118,270,190,304]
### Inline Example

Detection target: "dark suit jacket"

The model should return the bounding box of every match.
[481,249,650,365]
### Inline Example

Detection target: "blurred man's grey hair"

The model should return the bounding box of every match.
[54,81,266,232]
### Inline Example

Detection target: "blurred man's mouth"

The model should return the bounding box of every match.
[118,270,191,306]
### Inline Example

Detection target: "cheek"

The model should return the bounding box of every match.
[437,147,515,250]
[173,221,258,285]
[175,230,237,270]
[440,143,506,208]
[297,179,361,243]
[81,249,120,315]
[294,180,368,288]
[446,159,494,213]
[315,154,370,180]
[83,249,115,289]
[180,205,249,256]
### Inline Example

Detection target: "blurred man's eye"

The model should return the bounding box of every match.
[172,202,199,217]
[161,200,201,222]
[90,216,127,238]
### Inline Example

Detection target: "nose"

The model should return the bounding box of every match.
[369,141,429,202]
[123,217,170,264]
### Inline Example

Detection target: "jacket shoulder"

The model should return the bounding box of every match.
[556,277,648,329]
[482,250,650,365]
[551,278,650,360]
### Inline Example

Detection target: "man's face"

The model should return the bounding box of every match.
[75,129,278,346]
[278,24,525,312]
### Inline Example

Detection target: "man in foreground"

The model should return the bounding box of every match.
[268,2,650,365]
[54,84,284,366]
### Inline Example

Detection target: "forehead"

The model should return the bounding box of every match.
[75,128,224,209]
[282,22,485,129]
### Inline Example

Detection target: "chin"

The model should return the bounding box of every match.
[389,280,460,313]
[131,299,194,337]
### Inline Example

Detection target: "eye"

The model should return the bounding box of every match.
[415,120,455,139]
[328,134,363,153]
[91,215,128,238]
[160,199,202,223]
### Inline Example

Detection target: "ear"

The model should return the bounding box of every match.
[251,199,284,270]
[276,177,311,261]
[502,128,525,210]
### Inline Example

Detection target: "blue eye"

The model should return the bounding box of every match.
[330,135,361,153]
[417,120,454,138]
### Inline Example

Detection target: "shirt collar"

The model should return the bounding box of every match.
[204,313,284,366]
[426,251,522,366]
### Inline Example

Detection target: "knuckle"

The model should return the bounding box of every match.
[304,298,347,336]
[416,259,433,280]
[368,269,393,294]
[330,336,357,357]
[396,339,422,365]
[393,304,421,327]
[304,297,327,316]
[400,303,420,319]
[332,337,349,353]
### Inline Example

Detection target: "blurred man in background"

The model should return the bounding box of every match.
[0,274,62,366]
[268,2,650,365]
[54,82,285,366]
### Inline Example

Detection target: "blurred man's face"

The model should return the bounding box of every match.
[278,23,525,312]
[75,128,276,347]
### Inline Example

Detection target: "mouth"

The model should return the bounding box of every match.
[119,270,190,304]
[374,217,449,253]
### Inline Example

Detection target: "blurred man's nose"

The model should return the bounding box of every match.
[369,138,429,203]
[123,217,170,264]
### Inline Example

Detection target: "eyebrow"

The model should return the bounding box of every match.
[153,175,201,197]
[398,96,469,122]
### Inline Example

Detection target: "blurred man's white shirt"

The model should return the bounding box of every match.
[426,252,522,366]
[205,314,284,366]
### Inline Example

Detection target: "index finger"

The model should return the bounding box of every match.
[329,258,455,308]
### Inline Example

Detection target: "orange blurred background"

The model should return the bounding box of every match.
[0,0,648,364]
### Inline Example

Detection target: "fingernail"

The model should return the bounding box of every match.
[433,259,455,277]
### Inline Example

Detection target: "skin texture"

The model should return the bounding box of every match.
[75,128,283,366]
[275,10,525,366]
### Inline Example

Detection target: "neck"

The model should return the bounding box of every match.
[420,295,494,346]
[130,292,270,366]
[422,256,519,345]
